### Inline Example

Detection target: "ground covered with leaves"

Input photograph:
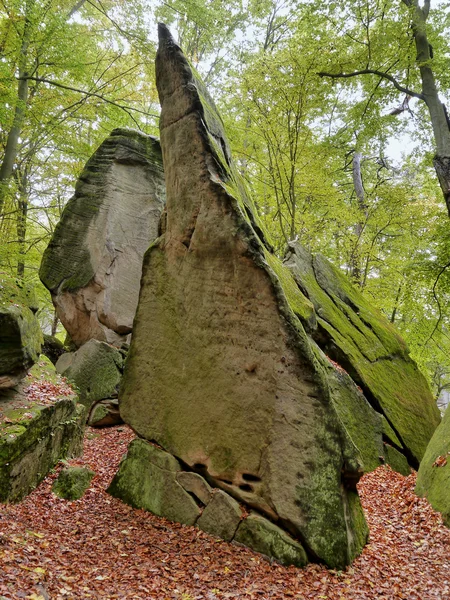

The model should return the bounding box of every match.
[0,426,449,599]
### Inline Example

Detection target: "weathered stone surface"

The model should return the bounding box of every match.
[52,466,95,500]
[383,443,410,476]
[416,406,450,525]
[319,347,384,473]
[56,339,123,410]
[88,399,122,427]
[0,274,42,388]
[107,439,201,525]
[234,512,308,567]
[0,376,85,503]
[284,242,440,467]
[118,24,367,568]
[39,128,165,348]
[176,471,212,505]
[196,490,242,542]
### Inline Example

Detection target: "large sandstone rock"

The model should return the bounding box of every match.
[0,274,42,388]
[416,405,450,525]
[39,128,165,348]
[118,24,368,569]
[284,243,440,468]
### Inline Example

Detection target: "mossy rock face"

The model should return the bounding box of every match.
[234,512,308,567]
[56,339,123,410]
[52,466,95,500]
[107,439,201,525]
[416,406,450,525]
[0,397,85,503]
[0,274,43,388]
[284,243,440,467]
[118,24,367,569]
[39,128,166,348]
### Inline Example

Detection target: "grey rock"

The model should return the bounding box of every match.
[176,471,212,505]
[197,490,242,541]
[40,128,165,348]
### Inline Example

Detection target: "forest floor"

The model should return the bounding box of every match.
[0,426,449,600]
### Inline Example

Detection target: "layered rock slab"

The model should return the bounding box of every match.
[416,405,450,525]
[39,128,165,348]
[0,360,85,502]
[284,243,440,467]
[0,274,42,388]
[119,24,367,568]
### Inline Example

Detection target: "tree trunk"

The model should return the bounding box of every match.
[350,152,367,285]
[0,0,34,216]
[16,170,29,280]
[404,0,450,211]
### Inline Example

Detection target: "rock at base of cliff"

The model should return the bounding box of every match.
[107,438,201,525]
[52,466,95,500]
[88,399,122,427]
[235,512,308,567]
[196,489,242,541]
[56,339,123,411]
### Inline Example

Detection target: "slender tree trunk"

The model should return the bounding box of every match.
[0,0,34,216]
[16,170,29,279]
[404,0,450,211]
[51,311,59,336]
[350,152,367,285]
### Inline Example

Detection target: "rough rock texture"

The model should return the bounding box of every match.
[55,340,123,411]
[176,471,212,505]
[196,490,242,542]
[416,406,450,525]
[0,365,85,503]
[235,512,308,567]
[0,274,42,388]
[118,24,368,569]
[284,243,440,468]
[108,439,201,526]
[39,128,165,348]
[52,466,95,500]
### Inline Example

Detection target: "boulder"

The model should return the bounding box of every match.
[52,466,95,500]
[88,399,122,427]
[234,512,308,567]
[118,24,368,569]
[176,471,212,505]
[196,489,242,541]
[0,359,85,502]
[416,405,450,525]
[0,274,42,388]
[107,438,201,526]
[56,339,123,411]
[42,334,65,365]
[284,243,440,467]
[39,128,166,348]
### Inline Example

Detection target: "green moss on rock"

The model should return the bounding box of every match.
[284,243,440,466]
[0,274,42,386]
[234,512,308,567]
[0,399,85,502]
[56,340,123,410]
[52,466,95,500]
[107,438,201,525]
[416,406,450,525]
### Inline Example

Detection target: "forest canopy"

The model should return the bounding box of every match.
[1,0,450,404]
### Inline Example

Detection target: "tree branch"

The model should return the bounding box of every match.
[17,75,159,120]
[317,69,425,101]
